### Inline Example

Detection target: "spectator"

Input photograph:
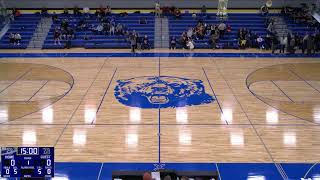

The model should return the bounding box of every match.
[164,175,172,180]
[65,34,72,49]
[83,33,90,40]
[9,33,15,45]
[192,13,197,20]
[271,35,279,54]
[14,33,21,45]
[187,27,193,39]
[181,176,189,180]
[53,28,61,45]
[302,33,309,54]
[110,23,115,35]
[96,24,103,34]
[52,12,58,23]
[129,32,137,53]
[209,31,219,49]
[116,23,123,35]
[201,5,207,15]
[155,2,161,17]
[143,172,152,180]
[288,37,296,54]
[306,34,314,55]
[63,8,69,15]
[218,22,226,38]
[73,6,81,15]
[279,35,287,53]
[106,6,112,16]
[41,7,48,16]
[186,38,195,50]
[142,35,150,50]
[257,36,265,49]
[170,37,177,50]
[174,8,181,19]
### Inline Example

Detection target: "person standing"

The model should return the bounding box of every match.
[155,1,161,17]
[129,33,137,53]
[279,35,287,53]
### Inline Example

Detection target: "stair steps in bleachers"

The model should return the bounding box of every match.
[154,17,169,48]
[27,17,52,49]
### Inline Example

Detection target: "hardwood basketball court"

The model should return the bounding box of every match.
[1,55,320,166]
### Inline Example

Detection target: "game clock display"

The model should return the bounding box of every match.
[1,147,54,178]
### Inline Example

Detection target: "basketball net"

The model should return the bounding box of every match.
[217,0,228,18]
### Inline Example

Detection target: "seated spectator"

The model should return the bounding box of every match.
[257,36,265,49]
[192,13,197,19]
[9,33,15,45]
[174,8,181,19]
[96,24,104,34]
[109,23,115,35]
[186,38,195,50]
[53,28,61,45]
[218,22,226,38]
[142,35,150,50]
[279,35,287,53]
[143,172,152,180]
[181,176,189,180]
[164,175,172,180]
[14,33,21,45]
[209,32,219,49]
[116,23,124,35]
[170,37,177,50]
[187,27,194,39]
[83,33,90,40]
[139,17,147,24]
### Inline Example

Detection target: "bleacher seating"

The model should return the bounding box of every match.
[43,13,154,49]
[0,14,40,49]
[284,17,317,36]
[169,13,270,49]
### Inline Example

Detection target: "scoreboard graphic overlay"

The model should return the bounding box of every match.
[1,147,54,178]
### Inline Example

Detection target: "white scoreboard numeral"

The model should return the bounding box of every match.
[47,159,51,166]
[47,168,51,174]
[10,159,15,166]
[27,160,30,165]
[5,169,9,174]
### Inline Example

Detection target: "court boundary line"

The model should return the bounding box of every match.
[211,58,287,180]
[158,57,161,163]
[27,80,49,102]
[53,59,108,147]
[271,80,294,102]
[90,67,118,124]
[97,163,104,180]
[215,163,222,180]
[202,67,228,125]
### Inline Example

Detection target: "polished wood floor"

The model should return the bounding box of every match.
[0,57,320,163]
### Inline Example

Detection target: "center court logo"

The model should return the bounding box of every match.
[114,76,214,108]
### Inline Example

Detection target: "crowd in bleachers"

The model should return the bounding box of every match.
[41,6,154,49]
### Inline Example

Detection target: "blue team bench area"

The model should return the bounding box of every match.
[1,162,319,180]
